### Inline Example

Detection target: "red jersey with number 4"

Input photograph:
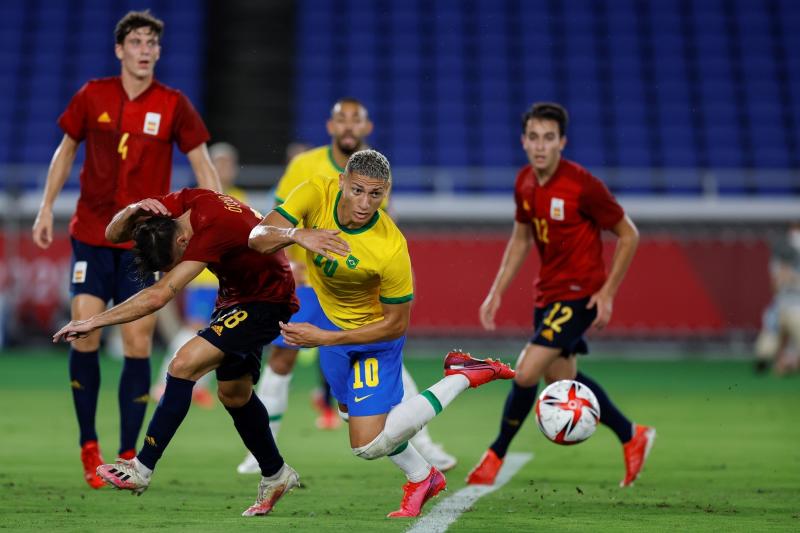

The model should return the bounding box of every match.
[514,158,624,307]
[59,77,210,249]
[157,188,298,312]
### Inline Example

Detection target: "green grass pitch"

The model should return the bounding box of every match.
[0,348,798,532]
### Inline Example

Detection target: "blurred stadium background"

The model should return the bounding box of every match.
[2,1,800,530]
[2,0,798,354]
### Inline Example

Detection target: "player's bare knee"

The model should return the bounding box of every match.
[217,388,250,408]
[268,348,298,375]
[167,355,195,379]
[514,371,539,388]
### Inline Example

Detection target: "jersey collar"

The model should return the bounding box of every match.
[333,191,380,234]
[327,145,346,173]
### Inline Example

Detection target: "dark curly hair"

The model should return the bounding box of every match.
[115,10,164,45]
[131,216,178,279]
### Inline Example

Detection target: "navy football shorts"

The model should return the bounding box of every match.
[69,237,157,303]
[198,301,294,384]
[531,296,597,357]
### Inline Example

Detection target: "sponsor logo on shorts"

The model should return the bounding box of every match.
[540,328,554,341]
[354,394,374,403]
[211,324,224,336]
[72,261,88,283]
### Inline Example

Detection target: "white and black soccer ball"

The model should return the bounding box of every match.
[535,380,601,445]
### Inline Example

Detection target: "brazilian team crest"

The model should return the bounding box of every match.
[346,254,360,269]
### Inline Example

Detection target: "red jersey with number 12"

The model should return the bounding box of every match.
[157,189,298,313]
[59,77,210,249]
[514,158,624,307]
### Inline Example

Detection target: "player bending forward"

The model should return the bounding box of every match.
[249,149,515,517]
[54,189,299,516]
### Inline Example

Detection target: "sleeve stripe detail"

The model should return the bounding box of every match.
[274,206,298,226]
[379,294,414,304]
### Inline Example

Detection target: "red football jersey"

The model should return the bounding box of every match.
[514,158,624,307]
[59,77,210,249]
[157,189,298,313]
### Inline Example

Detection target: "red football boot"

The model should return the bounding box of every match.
[620,424,656,487]
[387,467,447,518]
[80,440,106,489]
[465,448,503,485]
[118,449,136,461]
[444,350,515,388]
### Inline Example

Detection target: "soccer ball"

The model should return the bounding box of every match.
[535,380,601,445]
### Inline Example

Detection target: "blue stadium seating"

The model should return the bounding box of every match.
[290,0,798,195]
[1,0,206,191]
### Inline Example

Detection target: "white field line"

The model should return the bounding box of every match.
[406,452,533,533]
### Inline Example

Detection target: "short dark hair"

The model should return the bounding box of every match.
[331,97,368,117]
[115,10,164,45]
[131,216,177,278]
[521,102,569,137]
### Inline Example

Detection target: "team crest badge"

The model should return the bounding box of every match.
[346,254,360,269]
[211,324,224,336]
[143,112,161,135]
[550,198,565,221]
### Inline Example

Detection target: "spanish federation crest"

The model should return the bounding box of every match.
[346,254,360,269]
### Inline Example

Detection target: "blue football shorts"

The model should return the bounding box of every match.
[69,237,157,303]
[271,285,325,349]
[314,311,405,416]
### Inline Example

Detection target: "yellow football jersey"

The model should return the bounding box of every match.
[276,175,413,330]
[274,144,388,265]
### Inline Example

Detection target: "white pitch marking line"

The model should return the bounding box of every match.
[406,452,533,533]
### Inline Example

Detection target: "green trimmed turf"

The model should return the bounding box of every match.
[0,349,798,532]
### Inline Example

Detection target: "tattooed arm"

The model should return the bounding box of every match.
[53,261,207,342]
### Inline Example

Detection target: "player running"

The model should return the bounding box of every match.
[53,189,299,516]
[466,103,656,488]
[249,149,515,518]
[238,98,457,474]
[31,10,221,489]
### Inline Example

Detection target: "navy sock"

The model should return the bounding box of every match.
[137,374,194,471]
[226,393,284,477]
[69,348,101,446]
[575,371,634,443]
[118,357,151,454]
[490,382,539,458]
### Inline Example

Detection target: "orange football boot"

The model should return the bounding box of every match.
[620,424,656,487]
[465,448,503,485]
[387,467,447,518]
[80,440,106,489]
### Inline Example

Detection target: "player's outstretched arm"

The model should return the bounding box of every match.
[53,260,206,343]
[32,134,79,249]
[249,210,350,261]
[280,301,411,347]
[186,143,222,192]
[105,199,172,243]
[479,222,534,330]
[587,214,639,329]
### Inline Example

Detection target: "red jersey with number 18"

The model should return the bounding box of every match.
[157,188,298,313]
[514,158,624,307]
[59,77,210,249]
